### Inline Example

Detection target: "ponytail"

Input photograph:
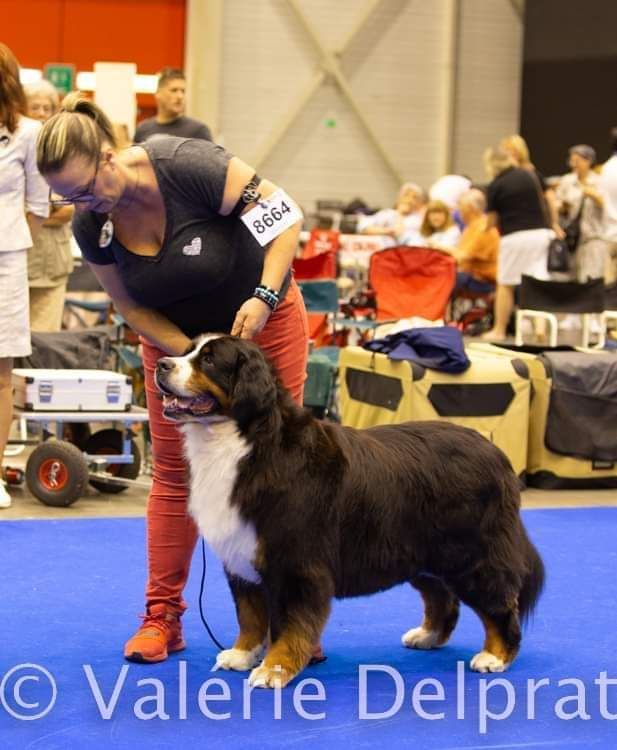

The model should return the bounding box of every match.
[37,95,117,174]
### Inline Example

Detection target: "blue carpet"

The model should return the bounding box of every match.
[1,508,616,749]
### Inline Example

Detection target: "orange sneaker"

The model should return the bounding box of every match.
[124,603,186,663]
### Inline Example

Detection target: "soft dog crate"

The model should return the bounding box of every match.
[339,346,530,477]
[468,343,617,488]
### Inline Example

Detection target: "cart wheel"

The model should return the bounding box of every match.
[85,428,141,494]
[26,440,89,507]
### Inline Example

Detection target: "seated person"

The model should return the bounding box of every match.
[358,182,426,245]
[429,174,472,229]
[417,200,461,250]
[451,189,499,294]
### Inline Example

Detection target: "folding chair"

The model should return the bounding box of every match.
[368,246,456,321]
[515,275,606,348]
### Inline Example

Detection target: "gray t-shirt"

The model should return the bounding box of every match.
[134,115,212,144]
[73,137,284,338]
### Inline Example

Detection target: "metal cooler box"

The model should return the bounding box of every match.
[12,369,133,412]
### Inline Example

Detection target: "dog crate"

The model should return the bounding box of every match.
[339,346,530,477]
[468,342,617,488]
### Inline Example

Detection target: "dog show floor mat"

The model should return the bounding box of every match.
[1,509,615,749]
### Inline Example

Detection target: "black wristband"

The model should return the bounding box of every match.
[253,285,280,311]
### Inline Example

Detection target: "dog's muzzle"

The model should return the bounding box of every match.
[155,357,219,420]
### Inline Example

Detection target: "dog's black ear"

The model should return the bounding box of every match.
[231,344,278,427]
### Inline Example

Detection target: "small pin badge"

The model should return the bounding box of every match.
[182,237,202,256]
[99,218,114,248]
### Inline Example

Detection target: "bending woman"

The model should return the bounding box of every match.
[36,96,319,665]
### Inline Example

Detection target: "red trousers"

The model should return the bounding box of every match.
[141,280,309,613]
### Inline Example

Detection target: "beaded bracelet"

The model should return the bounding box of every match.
[253,284,280,311]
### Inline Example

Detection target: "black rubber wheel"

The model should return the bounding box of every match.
[85,428,141,494]
[26,440,89,507]
[62,422,92,450]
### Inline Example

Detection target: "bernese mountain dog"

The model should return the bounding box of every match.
[155,334,544,689]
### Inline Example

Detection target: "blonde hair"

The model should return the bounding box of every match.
[23,79,60,112]
[420,200,453,237]
[36,94,117,174]
[500,134,531,168]
[483,146,515,180]
[459,188,486,213]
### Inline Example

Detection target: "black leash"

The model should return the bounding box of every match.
[198,538,226,651]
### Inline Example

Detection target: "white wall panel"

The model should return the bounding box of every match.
[187,0,524,209]
[453,0,524,182]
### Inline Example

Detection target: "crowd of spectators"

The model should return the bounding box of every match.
[356,131,617,340]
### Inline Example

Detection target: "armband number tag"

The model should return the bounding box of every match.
[240,189,302,246]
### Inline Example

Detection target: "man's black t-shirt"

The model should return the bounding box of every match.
[73,137,288,338]
[486,166,548,236]
[134,115,212,144]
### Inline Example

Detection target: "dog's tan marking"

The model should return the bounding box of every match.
[479,615,514,664]
[250,626,313,688]
[187,370,230,408]
[234,587,269,652]
[420,589,458,644]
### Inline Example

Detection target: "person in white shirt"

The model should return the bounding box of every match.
[0,44,50,508]
[418,200,461,250]
[600,127,617,283]
[358,182,426,246]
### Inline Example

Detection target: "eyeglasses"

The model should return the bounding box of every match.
[49,158,101,207]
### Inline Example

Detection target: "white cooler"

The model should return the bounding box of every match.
[12,369,133,412]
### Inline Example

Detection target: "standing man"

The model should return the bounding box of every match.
[134,67,212,143]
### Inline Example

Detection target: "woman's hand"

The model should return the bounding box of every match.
[231,297,272,339]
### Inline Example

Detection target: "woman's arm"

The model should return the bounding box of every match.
[581,183,604,208]
[544,188,565,239]
[89,262,192,355]
[44,205,74,228]
[219,157,303,339]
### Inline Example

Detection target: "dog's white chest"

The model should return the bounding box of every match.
[181,422,260,583]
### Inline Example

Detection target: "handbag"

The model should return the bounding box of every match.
[547,237,570,273]
[563,196,585,254]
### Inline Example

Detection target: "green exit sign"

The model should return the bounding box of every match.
[44,63,75,95]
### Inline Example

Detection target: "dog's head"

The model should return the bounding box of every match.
[155,334,279,427]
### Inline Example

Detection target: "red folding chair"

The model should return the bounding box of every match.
[368,246,456,321]
[293,236,339,346]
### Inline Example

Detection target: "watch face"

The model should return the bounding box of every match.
[99,219,114,248]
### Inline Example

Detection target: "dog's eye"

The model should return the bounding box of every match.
[201,352,214,366]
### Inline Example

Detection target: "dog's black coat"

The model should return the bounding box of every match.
[157,335,544,678]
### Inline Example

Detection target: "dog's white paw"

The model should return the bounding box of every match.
[401,627,443,650]
[212,645,263,672]
[470,650,507,673]
[249,663,292,689]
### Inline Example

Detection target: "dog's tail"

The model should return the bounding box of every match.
[518,528,545,625]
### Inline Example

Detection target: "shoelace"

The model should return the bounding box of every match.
[138,612,173,635]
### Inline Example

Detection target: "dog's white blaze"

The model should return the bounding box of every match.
[166,334,224,396]
[181,420,260,583]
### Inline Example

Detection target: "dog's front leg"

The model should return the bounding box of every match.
[214,575,269,672]
[249,572,332,689]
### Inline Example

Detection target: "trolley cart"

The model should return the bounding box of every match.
[8,406,150,507]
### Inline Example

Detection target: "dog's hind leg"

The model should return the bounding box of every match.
[452,574,522,673]
[249,570,333,689]
[402,575,460,650]
[214,576,269,672]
